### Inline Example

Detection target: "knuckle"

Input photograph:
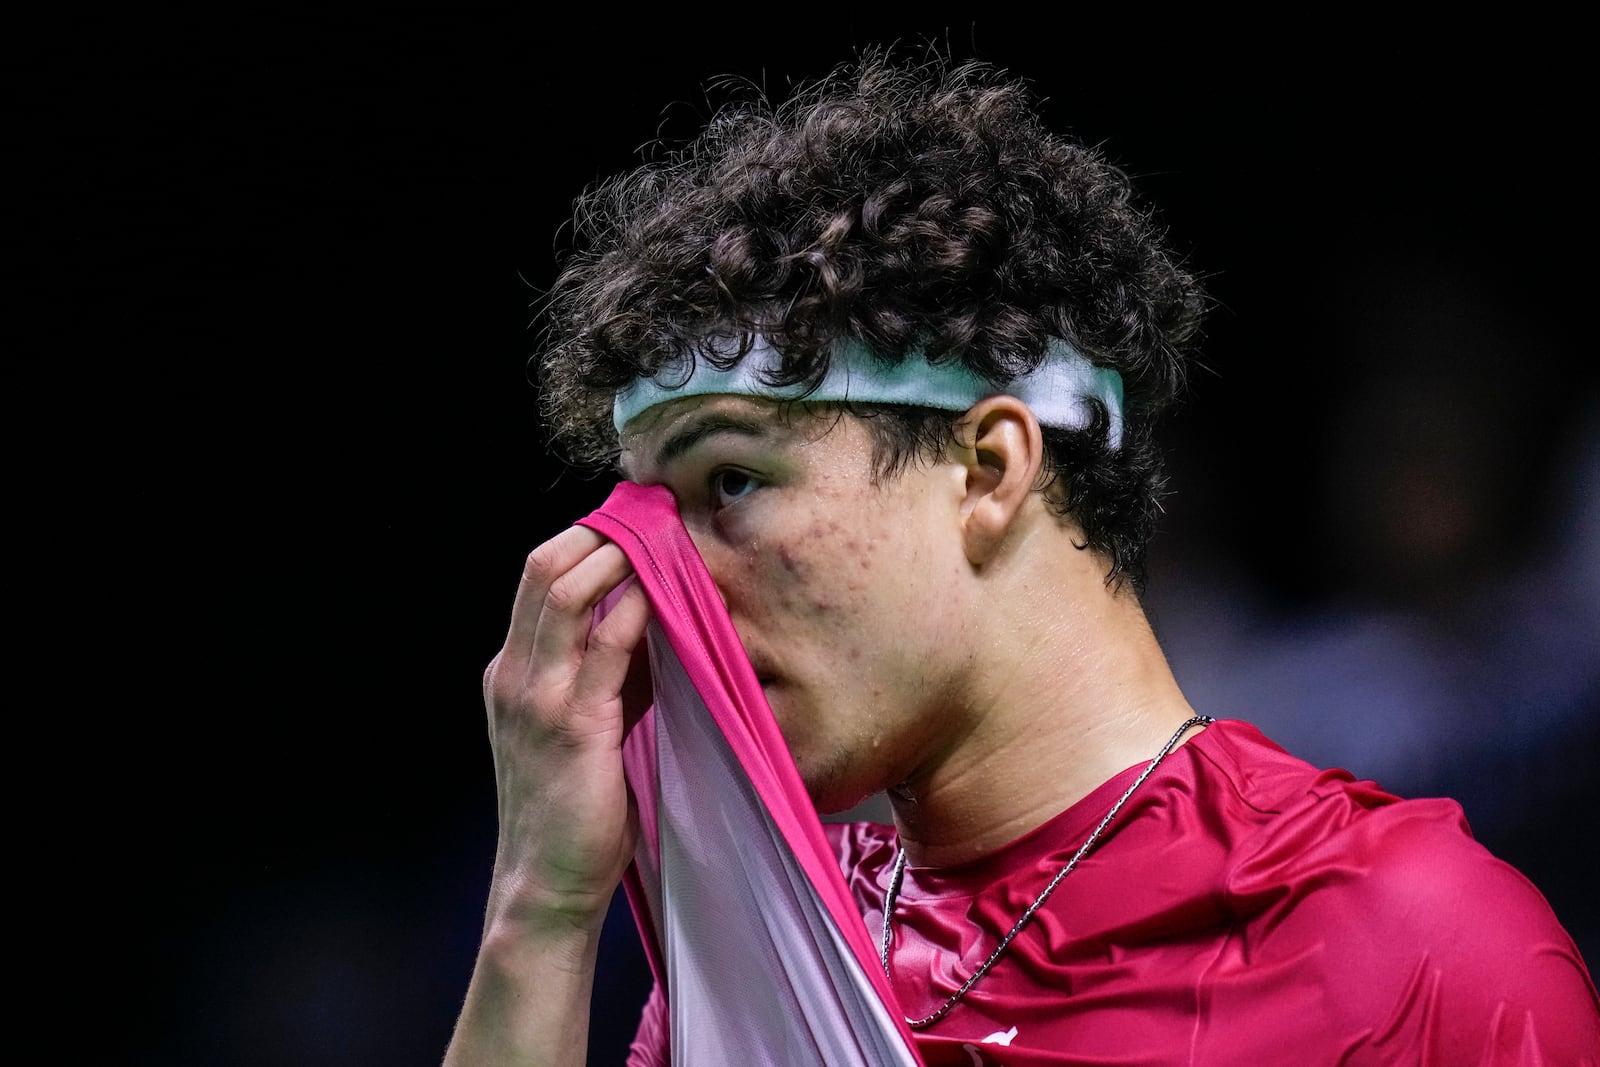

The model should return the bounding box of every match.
[543,572,587,615]
[523,540,563,582]
[482,653,529,706]
[483,670,515,710]
[587,624,629,655]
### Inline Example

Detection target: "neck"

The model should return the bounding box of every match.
[887,557,1200,868]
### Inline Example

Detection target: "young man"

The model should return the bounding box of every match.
[444,50,1599,1064]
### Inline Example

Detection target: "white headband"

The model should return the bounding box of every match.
[613,335,1125,448]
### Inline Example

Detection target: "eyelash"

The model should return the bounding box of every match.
[710,467,760,509]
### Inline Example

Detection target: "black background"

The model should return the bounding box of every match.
[27,11,1596,1065]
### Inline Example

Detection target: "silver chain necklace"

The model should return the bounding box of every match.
[878,713,1214,1029]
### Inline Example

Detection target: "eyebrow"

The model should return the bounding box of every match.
[626,411,778,474]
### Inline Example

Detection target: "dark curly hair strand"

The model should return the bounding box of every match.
[532,45,1207,591]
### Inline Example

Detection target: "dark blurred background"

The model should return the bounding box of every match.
[30,10,1595,1065]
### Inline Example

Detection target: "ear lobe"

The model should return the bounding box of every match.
[956,396,1046,566]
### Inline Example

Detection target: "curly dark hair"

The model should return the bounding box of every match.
[532,46,1207,590]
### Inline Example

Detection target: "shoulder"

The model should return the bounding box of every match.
[1201,720,1600,1061]
[1202,721,1574,948]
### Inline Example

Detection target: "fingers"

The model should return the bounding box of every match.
[570,576,652,711]
[528,540,638,680]
[490,523,652,737]
[502,526,628,669]
[503,525,605,655]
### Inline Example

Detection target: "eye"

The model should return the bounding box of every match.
[711,467,760,508]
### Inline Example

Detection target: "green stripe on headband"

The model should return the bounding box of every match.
[613,335,1125,448]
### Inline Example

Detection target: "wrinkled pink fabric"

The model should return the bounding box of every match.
[578,482,925,1066]
[583,482,1600,1066]
[824,720,1600,1065]
[630,717,1600,1065]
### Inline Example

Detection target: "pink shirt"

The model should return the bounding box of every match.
[629,719,1599,1065]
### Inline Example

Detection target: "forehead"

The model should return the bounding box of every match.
[618,395,852,479]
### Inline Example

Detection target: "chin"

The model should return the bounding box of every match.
[795,751,874,816]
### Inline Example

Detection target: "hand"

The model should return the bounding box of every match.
[480,524,653,936]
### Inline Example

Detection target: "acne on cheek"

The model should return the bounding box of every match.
[770,548,841,616]
[758,507,897,619]
[767,530,858,618]
[777,544,806,579]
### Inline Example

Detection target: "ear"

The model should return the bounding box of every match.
[953,395,1046,566]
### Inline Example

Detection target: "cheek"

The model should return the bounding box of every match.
[765,516,889,619]
[715,511,910,631]
[761,540,844,618]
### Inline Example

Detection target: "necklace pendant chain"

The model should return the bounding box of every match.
[879,714,1214,1030]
